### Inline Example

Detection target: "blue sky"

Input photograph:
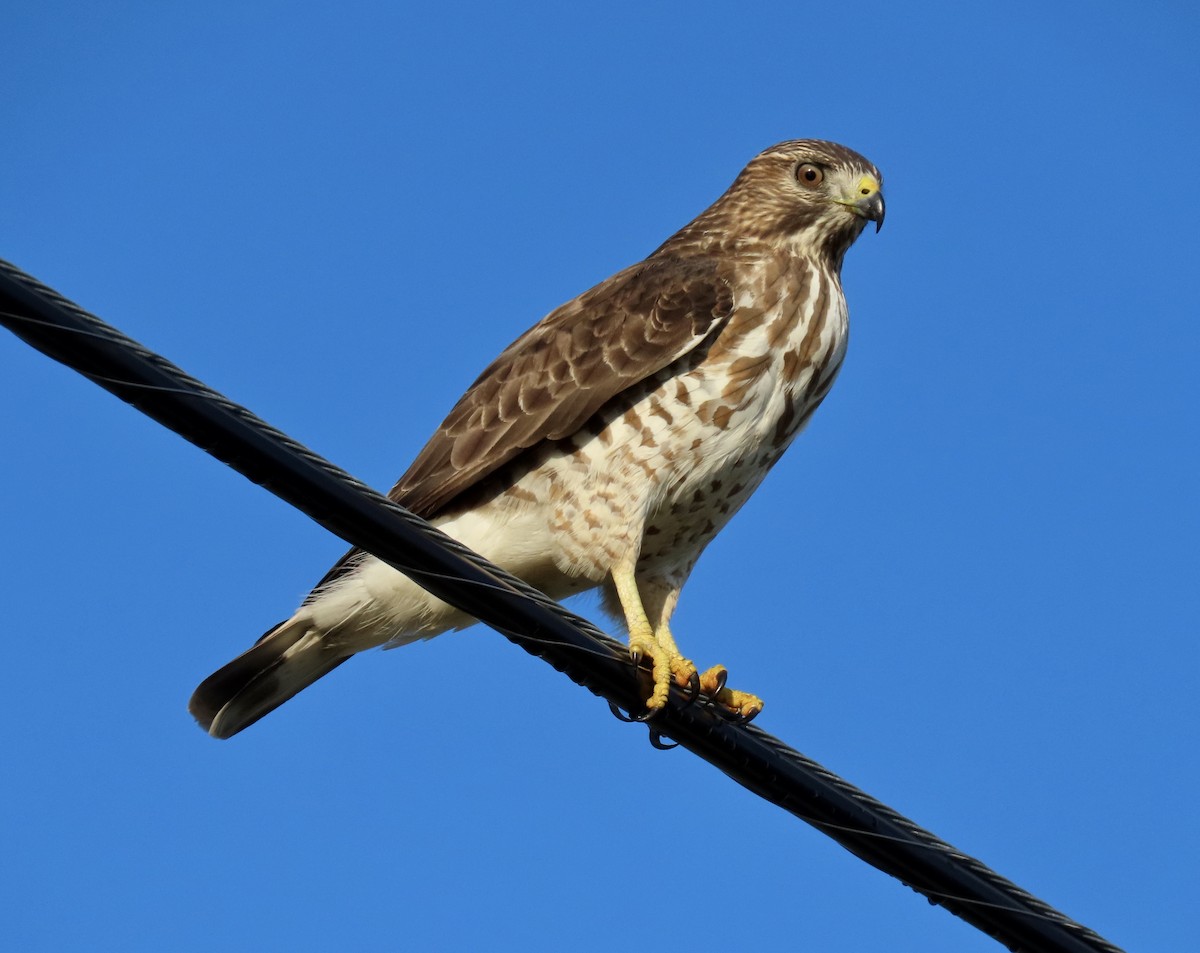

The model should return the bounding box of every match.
[2,2,1196,950]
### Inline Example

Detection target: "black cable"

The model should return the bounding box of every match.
[0,256,1125,953]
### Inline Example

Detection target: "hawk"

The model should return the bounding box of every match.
[191,139,884,739]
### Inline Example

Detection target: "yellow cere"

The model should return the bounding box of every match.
[857,175,880,196]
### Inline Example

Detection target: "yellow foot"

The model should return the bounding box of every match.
[626,651,762,723]
[628,633,672,712]
[627,641,700,714]
[670,656,700,693]
[699,665,764,723]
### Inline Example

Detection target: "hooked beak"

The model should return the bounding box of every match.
[841,174,885,232]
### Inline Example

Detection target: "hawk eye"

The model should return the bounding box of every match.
[795,163,824,188]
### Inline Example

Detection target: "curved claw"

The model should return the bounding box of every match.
[712,667,728,694]
[608,702,636,723]
[648,729,679,750]
[608,700,660,723]
[730,709,758,726]
[679,669,702,706]
[629,647,643,669]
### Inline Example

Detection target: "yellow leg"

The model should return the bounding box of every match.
[611,561,672,710]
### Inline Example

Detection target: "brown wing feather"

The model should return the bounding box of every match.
[307,255,733,593]
[389,254,734,518]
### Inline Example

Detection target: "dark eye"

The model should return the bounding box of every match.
[796,163,824,188]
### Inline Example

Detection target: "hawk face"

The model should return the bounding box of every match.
[750,140,885,251]
[668,139,884,262]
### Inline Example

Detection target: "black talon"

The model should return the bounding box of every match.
[629,648,643,669]
[730,707,760,727]
[608,700,660,724]
[608,702,635,723]
[648,729,679,750]
[679,670,702,707]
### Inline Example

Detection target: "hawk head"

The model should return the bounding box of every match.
[661,139,884,263]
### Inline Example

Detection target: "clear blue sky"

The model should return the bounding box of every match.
[2,3,1196,951]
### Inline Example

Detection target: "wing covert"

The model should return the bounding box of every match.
[392,255,734,518]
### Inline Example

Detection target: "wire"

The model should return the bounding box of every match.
[0,257,1125,953]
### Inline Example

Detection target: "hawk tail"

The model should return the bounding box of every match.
[189,617,351,739]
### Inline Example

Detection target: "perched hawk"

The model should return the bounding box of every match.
[191,139,884,739]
